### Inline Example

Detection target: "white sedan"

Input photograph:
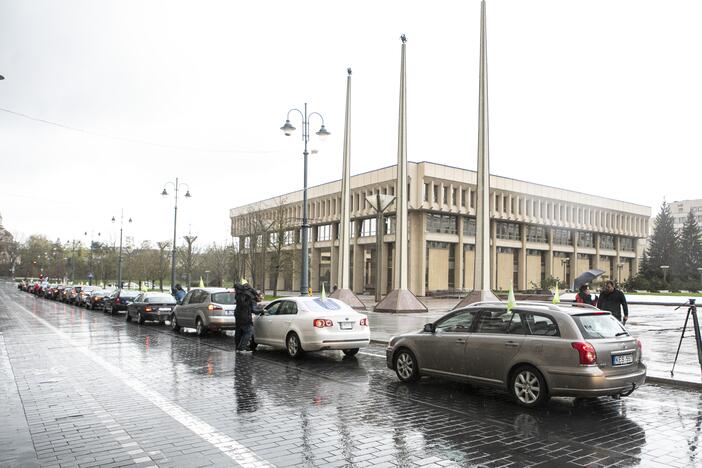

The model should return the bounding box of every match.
[252,296,370,358]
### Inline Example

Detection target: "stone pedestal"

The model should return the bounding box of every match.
[330,288,366,310]
[374,288,427,313]
[453,288,500,310]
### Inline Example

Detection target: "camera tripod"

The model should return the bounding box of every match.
[671,298,702,377]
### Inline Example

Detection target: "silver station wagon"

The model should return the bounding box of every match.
[386,301,646,407]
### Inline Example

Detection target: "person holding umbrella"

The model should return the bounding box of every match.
[598,280,629,324]
[575,284,598,306]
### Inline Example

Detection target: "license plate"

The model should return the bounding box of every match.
[612,354,634,366]
[340,322,353,330]
[158,308,171,311]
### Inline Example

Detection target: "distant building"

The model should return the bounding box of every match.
[670,199,702,231]
[230,162,651,295]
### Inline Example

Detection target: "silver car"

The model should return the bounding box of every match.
[170,288,237,336]
[386,301,646,407]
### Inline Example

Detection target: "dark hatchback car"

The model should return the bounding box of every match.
[126,292,177,324]
[103,289,140,315]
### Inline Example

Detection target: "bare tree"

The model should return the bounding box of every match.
[156,241,171,291]
[179,235,198,289]
[266,197,295,296]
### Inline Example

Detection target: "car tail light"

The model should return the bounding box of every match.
[313,319,333,328]
[571,342,597,365]
[359,318,368,326]
[636,338,643,356]
[144,306,153,312]
[207,304,223,311]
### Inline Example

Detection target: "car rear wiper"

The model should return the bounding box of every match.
[615,332,629,336]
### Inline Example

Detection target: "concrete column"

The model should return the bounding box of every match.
[311,243,321,294]
[570,232,578,289]
[291,251,300,293]
[490,220,497,289]
[594,233,601,270]
[330,223,339,289]
[352,220,364,293]
[456,215,465,289]
[615,236,622,283]
[632,238,640,275]
[518,223,527,290]
[409,211,426,296]
[545,227,554,278]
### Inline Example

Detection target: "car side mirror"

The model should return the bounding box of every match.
[423,323,435,333]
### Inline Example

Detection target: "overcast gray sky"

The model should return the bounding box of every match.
[1,0,700,248]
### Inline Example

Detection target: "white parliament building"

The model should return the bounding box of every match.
[230,161,651,297]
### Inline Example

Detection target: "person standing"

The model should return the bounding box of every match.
[173,284,186,303]
[234,282,259,352]
[575,284,598,306]
[598,280,629,324]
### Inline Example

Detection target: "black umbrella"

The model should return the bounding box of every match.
[573,269,606,290]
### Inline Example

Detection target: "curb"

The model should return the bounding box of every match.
[370,338,702,390]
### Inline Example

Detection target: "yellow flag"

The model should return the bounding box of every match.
[552,281,561,304]
[199,276,205,288]
[506,280,516,312]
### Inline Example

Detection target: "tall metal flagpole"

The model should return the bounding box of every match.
[330,68,365,309]
[375,35,427,313]
[455,0,499,308]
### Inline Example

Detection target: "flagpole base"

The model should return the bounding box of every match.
[329,288,366,310]
[453,289,500,310]
[374,289,427,313]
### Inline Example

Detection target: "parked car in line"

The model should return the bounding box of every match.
[103,289,140,315]
[170,288,236,336]
[76,286,100,307]
[252,297,370,358]
[65,286,84,304]
[386,301,646,408]
[126,292,177,324]
[86,289,113,310]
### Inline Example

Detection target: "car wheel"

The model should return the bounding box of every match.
[137,312,145,325]
[195,318,207,337]
[394,349,420,382]
[125,311,132,322]
[342,348,359,357]
[510,365,549,408]
[170,314,181,332]
[286,332,304,358]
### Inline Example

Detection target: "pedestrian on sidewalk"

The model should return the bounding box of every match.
[576,284,598,306]
[598,280,628,324]
[234,282,260,352]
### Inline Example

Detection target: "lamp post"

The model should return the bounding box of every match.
[660,265,670,284]
[161,178,191,292]
[280,104,330,295]
[561,257,570,287]
[205,270,210,286]
[112,211,132,288]
[65,240,79,284]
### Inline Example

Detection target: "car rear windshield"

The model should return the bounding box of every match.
[120,292,139,299]
[573,314,628,339]
[211,292,236,305]
[146,295,176,304]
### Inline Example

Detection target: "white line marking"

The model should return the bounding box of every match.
[3,290,274,468]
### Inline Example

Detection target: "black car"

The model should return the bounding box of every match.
[103,289,140,315]
[87,289,113,310]
[126,292,177,324]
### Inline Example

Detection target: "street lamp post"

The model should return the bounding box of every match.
[205,270,210,286]
[112,211,132,288]
[84,230,101,285]
[661,265,670,284]
[65,240,79,284]
[161,178,191,292]
[280,104,330,295]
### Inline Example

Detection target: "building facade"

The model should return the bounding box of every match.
[671,199,702,231]
[230,162,651,296]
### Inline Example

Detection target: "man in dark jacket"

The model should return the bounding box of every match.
[234,283,259,352]
[598,280,628,324]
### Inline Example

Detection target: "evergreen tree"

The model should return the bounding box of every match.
[678,210,702,282]
[645,201,678,282]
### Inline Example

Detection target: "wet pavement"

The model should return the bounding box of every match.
[2,283,702,467]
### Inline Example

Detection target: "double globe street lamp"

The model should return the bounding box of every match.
[280,104,330,295]
[161,179,191,292]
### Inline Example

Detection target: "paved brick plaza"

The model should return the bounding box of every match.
[1,283,701,467]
